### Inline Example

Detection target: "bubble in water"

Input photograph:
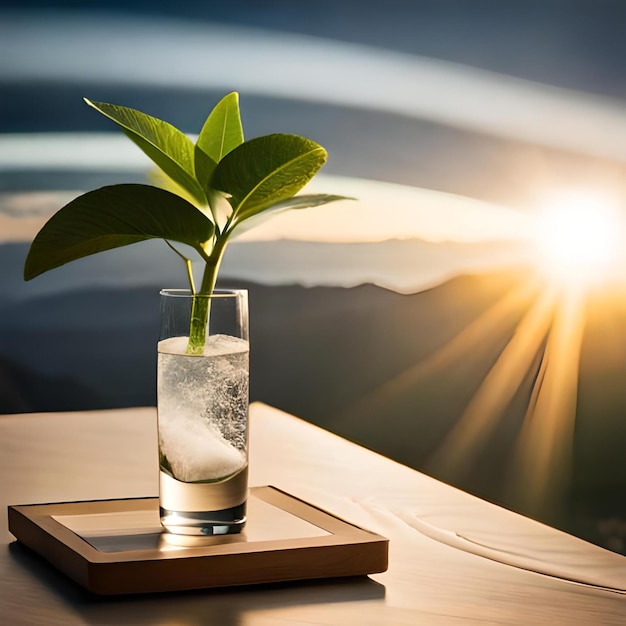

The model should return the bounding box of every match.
[158,334,249,482]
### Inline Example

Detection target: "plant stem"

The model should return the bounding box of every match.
[186,235,230,354]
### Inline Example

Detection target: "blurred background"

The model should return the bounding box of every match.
[2,0,626,554]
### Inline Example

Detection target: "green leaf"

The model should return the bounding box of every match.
[230,194,353,237]
[210,134,328,221]
[24,184,215,280]
[195,92,244,188]
[84,99,207,206]
[194,148,218,198]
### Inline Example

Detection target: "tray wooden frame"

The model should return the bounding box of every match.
[8,486,389,595]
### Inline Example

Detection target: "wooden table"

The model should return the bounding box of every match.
[1,403,624,625]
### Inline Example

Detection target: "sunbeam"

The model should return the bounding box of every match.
[427,284,557,479]
[335,275,540,427]
[421,187,626,530]
[510,284,587,520]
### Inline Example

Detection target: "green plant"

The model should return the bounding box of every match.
[24,92,347,353]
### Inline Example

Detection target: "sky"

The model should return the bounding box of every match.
[2,6,626,257]
[0,132,532,245]
[4,11,626,160]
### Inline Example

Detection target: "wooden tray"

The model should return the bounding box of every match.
[8,486,389,595]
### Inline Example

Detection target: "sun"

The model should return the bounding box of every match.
[534,192,623,285]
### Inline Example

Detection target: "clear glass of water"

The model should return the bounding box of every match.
[157,289,249,536]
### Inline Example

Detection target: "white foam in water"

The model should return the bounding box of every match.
[158,334,249,357]
[158,334,249,483]
[159,416,246,482]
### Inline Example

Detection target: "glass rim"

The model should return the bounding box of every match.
[159,288,247,299]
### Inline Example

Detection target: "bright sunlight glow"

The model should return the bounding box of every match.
[534,192,623,284]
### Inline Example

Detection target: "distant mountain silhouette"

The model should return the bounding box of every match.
[0,270,525,422]
[0,288,162,409]
[0,354,105,413]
